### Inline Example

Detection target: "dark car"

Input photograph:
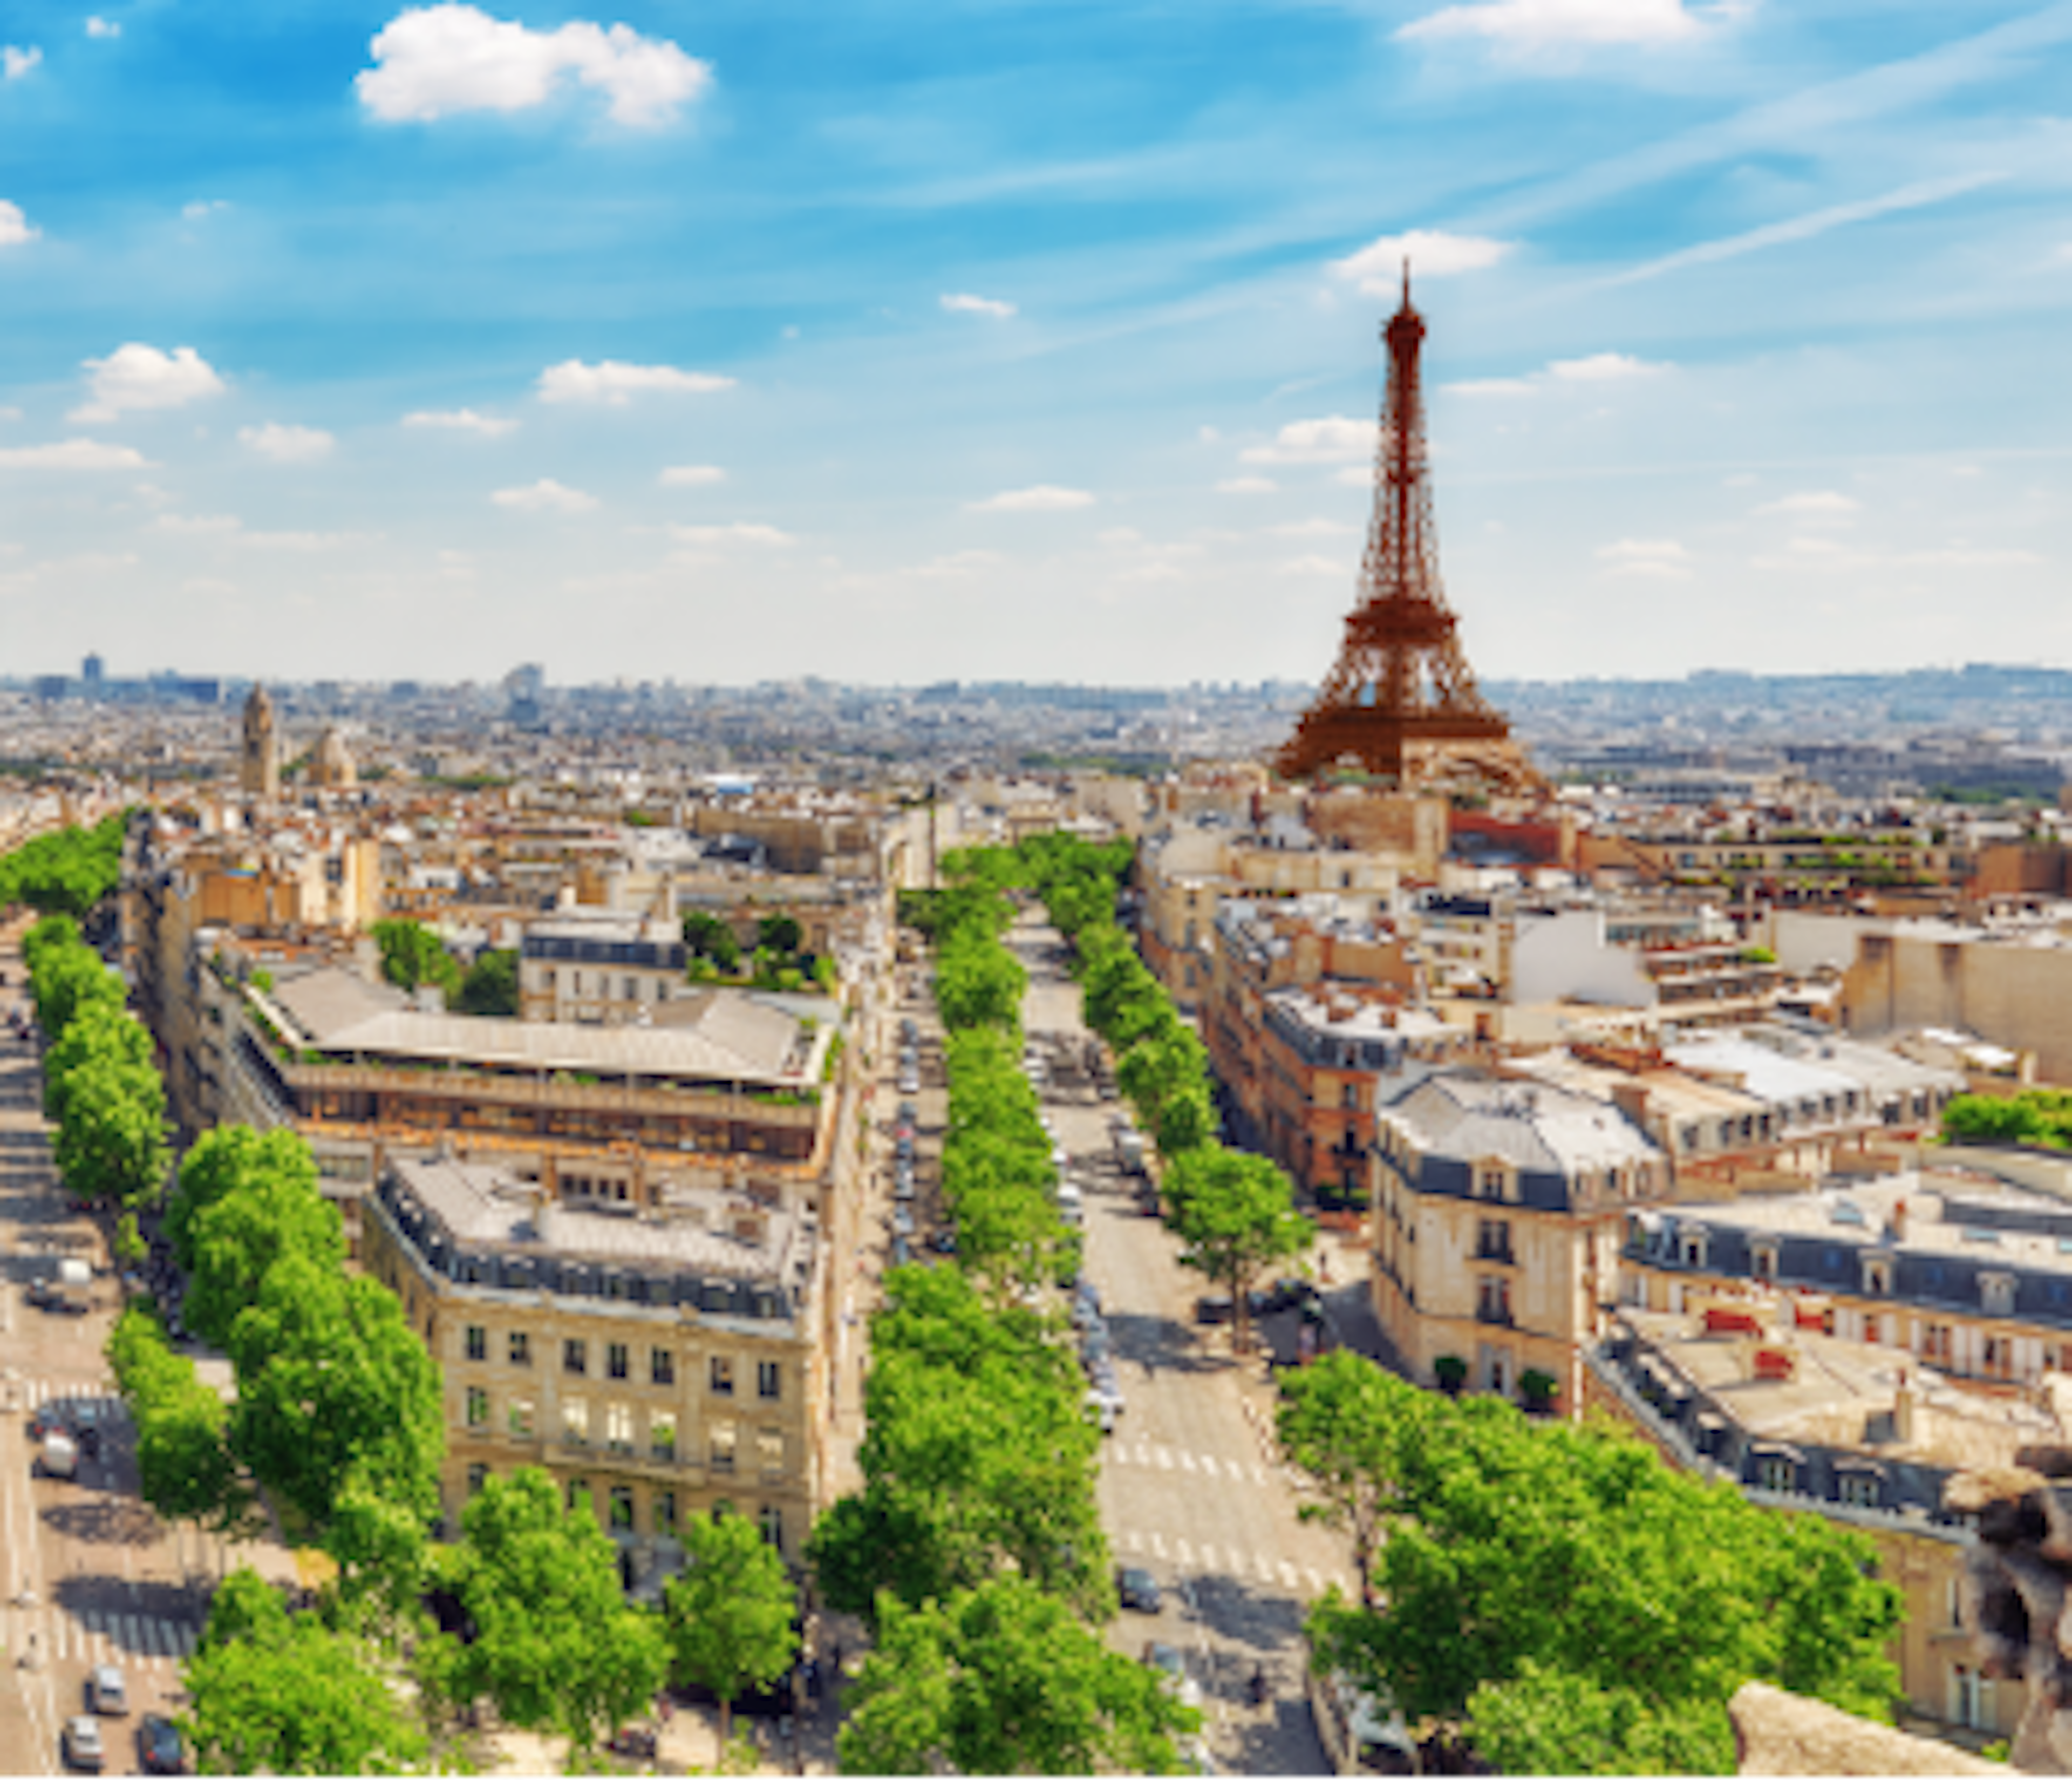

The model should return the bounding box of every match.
[929,1228,957,1255]
[30,1402,70,1440]
[138,1714,185,1776]
[1116,1565,1162,1613]
[1195,1294,1236,1325]
[889,1236,912,1269]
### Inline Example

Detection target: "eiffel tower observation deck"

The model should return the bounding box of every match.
[1276,269,1537,793]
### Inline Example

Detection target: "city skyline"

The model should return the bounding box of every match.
[1,1,2068,686]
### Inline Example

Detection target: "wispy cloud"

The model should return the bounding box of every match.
[0,200,37,248]
[1217,476,1277,495]
[1399,0,1716,50]
[1241,417,1373,465]
[1753,536,2042,574]
[940,292,1017,319]
[671,521,794,547]
[71,344,224,422]
[967,485,1096,513]
[0,439,152,470]
[658,464,727,487]
[2,45,42,80]
[404,407,517,437]
[240,422,335,464]
[536,359,734,404]
[357,4,712,128]
[85,16,120,37]
[1755,491,1859,520]
[1597,537,1693,579]
[1447,351,1670,397]
[491,478,597,513]
[1605,172,2006,288]
[1332,230,1512,296]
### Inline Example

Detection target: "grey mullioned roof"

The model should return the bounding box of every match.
[1389,1069,1662,1180]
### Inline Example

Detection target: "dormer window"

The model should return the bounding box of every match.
[1476,1165,1509,1203]
[1980,1271,2018,1318]
[1680,1226,1709,1270]
[1860,1254,1892,1297]
[1751,1240,1779,1283]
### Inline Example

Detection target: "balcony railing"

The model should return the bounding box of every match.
[1475,1242,1516,1265]
[1475,1304,1516,1328]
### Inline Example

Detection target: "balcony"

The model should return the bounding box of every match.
[1475,1304,1516,1328]
[1475,1242,1516,1266]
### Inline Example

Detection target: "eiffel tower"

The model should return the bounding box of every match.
[1275,269,1533,791]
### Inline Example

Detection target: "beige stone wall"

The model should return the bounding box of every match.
[1844,931,2072,1086]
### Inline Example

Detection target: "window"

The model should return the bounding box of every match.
[508,1330,530,1367]
[1981,1272,2018,1318]
[1476,1166,1507,1203]
[1476,1276,1512,1325]
[1341,1081,1360,1111]
[758,1428,785,1481]
[758,1359,782,1401]
[606,1403,634,1455]
[1838,1471,1881,1509]
[1476,1219,1511,1263]
[562,1399,589,1448]
[651,1347,675,1387]
[509,1397,535,1439]
[1751,1243,1778,1283]
[465,1324,487,1363]
[564,1338,588,1377]
[710,1420,737,1473]
[655,1489,678,1536]
[1950,1664,1993,1731]
[710,1355,735,1396]
[465,1387,490,1429]
[759,1505,783,1549]
[466,1463,488,1497]
[609,1485,635,1533]
[607,1342,630,1382]
[1862,1257,1891,1297]
[651,1412,677,1463]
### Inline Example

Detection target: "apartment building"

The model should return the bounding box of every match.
[519,911,690,1025]
[1371,1071,1666,1407]
[363,1154,824,1573]
[1842,917,2072,1085]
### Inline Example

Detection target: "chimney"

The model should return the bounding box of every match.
[1893,1369,1919,1444]
[1611,1081,1651,1129]
[1891,1198,1908,1242]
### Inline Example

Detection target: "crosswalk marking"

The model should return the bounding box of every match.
[1178,1450,1196,1473]
[1175,1537,1192,1566]
[1149,1531,1167,1559]
[1278,1561,1299,1588]
[8,1606,201,1671]
[1154,1446,1173,1471]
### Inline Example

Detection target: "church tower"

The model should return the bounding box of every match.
[241,684,280,801]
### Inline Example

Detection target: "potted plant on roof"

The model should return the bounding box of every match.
[1433,1354,1467,1397]
[1520,1368,1560,1416]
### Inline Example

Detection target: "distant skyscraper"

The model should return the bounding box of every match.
[505,662,546,727]
[81,652,104,689]
[241,684,280,801]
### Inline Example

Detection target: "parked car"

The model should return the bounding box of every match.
[1142,1642,1203,1709]
[1116,1566,1162,1613]
[896,1099,917,1125]
[892,1172,918,1202]
[890,1206,916,1237]
[889,1236,912,1269]
[928,1227,957,1255]
[136,1714,184,1776]
[1195,1294,1236,1325]
[897,1070,920,1095]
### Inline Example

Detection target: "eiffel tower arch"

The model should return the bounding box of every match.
[1275,270,1540,795]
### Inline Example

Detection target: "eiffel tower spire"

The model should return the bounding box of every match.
[1274,271,1522,787]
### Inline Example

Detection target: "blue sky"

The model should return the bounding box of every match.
[1,0,2068,688]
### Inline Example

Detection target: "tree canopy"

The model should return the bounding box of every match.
[663,1510,799,1747]
[1166,1143,1313,1351]
[456,947,519,1017]
[370,917,462,1003]
[0,813,126,917]
[1299,1357,1903,1774]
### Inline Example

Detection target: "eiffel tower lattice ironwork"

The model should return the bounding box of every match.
[1275,268,1519,786]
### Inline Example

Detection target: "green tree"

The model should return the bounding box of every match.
[28,929,124,1039]
[456,947,519,1016]
[1466,1660,1736,1776]
[43,998,154,1125]
[107,1304,250,1537]
[52,1056,168,1207]
[1164,1145,1312,1351]
[227,1256,444,1534]
[370,917,462,1003]
[437,1468,669,1759]
[935,935,1026,1032]
[663,1511,800,1749]
[182,1566,428,1776]
[168,1126,321,1273]
[1303,1373,1903,1774]
[0,814,126,917]
[1277,1349,1410,1608]
[681,910,740,972]
[755,912,803,955]
[838,1577,1196,1777]
[185,1175,345,1348]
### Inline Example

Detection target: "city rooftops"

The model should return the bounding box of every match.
[377,1154,813,1320]
[260,964,827,1087]
[1383,1068,1661,1180]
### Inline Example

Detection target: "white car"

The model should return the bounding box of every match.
[87,1662,127,1715]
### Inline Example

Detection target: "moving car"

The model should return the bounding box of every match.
[86,1661,127,1715]
[137,1714,185,1776]
[1142,1642,1203,1709]
[63,1715,106,1772]
[1195,1294,1236,1325]
[1116,1565,1162,1613]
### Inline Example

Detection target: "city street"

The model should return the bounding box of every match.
[1008,910,1346,1775]
[0,919,288,1777]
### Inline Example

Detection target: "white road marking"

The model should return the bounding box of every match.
[1175,1537,1193,1566]
[1124,1529,1143,1553]
[1150,1531,1167,1559]
[1155,1446,1173,1471]
[175,1623,197,1658]
[1306,1569,1326,1594]
[1179,1450,1197,1473]
[1251,1465,1270,1487]
[1278,1562,1299,1588]
[1255,1552,1277,1579]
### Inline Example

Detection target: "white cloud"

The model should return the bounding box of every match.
[1332,230,1512,296]
[0,200,37,248]
[1400,0,1712,49]
[1752,536,2041,574]
[1272,517,1359,539]
[1241,416,1373,465]
[1755,491,1859,520]
[659,464,727,487]
[1217,476,1277,495]
[1598,538,1693,579]
[85,16,120,37]
[671,521,793,547]
[536,359,734,404]
[239,421,335,464]
[72,343,224,422]
[181,199,228,221]
[940,292,1017,319]
[1547,352,1664,383]
[966,485,1096,513]
[491,477,597,513]
[404,406,517,437]
[1277,555,1345,577]
[358,4,712,128]
[1448,351,1669,398]
[3,45,42,80]
[1335,464,1376,488]
[0,438,151,470]
[242,529,360,552]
